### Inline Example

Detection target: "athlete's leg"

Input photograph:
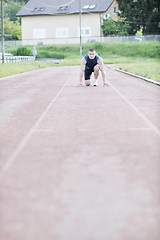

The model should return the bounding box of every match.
[93,64,100,79]
[93,65,100,86]
[84,69,93,86]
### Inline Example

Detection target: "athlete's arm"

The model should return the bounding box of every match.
[79,57,86,86]
[97,57,109,86]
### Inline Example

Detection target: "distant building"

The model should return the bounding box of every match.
[17,0,119,45]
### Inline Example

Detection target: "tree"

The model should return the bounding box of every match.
[117,0,160,35]
[101,17,131,36]
[0,0,27,40]
[3,0,26,22]
[0,18,21,40]
[3,0,28,3]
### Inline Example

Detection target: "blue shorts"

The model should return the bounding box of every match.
[84,68,94,80]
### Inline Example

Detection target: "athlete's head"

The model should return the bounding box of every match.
[88,49,96,59]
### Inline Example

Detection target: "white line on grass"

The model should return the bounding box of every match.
[0,71,75,179]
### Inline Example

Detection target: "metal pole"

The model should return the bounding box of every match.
[99,14,102,42]
[79,0,82,60]
[1,0,4,63]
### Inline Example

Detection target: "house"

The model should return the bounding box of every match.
[17,0,119,45]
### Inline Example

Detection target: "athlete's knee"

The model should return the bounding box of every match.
[94,65,100,73]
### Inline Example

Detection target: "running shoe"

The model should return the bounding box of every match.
[93,79,98,86]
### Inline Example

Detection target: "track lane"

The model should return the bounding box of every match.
[0,66,77,168]
[0,66,160,240]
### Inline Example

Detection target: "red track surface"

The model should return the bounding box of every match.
[0,65,160,240]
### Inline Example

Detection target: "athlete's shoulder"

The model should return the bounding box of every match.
[97,56,104,65]
[81,56,87,65]
[84,54,89,61]
[96,55,100,60]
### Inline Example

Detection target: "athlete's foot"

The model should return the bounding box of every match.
[93,79,98,86]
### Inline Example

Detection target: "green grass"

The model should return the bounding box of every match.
[1,41,160,81]
[113,59,160,82]
[0,61,58,78]
[8,41,160,60]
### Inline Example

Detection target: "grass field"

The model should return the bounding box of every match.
[1,42,160,81]
[113,60,160,82]
[0,61,58,78]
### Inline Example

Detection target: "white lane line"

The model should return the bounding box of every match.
[0,71,75,178]
[111,83,160,136]
[105,74,160,137]
[14,82,29,88]
[14,80,38,88]
[136,108,150,110]
[107,65,160,86]
[106,66,160,97]
[128,128,152,131]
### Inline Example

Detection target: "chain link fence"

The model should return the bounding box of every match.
[1,35,160,47]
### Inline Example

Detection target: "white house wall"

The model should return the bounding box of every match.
[22,13,102,45]
[21,0,119,45]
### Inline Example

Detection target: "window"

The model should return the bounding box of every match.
[84,29,90,35]
[104,14,110,20]
[56,28,68,38]
[78,27,91,37]
[113,6,118,14]
[89,5,96,9]
[57,6,70,11]
[32,7,45,12]
[83,5,89,9]
[82,5,96,10]
[33,28,46,39]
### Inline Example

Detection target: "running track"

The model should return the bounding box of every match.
[0,65,160,240]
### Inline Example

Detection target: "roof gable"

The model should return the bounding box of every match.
[17,0,115,17]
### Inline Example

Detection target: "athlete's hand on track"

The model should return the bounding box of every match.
[103,82,110,86]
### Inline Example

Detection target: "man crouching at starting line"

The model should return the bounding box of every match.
[79,48,109,86]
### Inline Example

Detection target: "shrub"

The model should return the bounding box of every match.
[36,51,65,59]
[11,47,32,56]
[2,18,21,40]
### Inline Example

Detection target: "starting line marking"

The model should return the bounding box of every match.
[128,128,152,131]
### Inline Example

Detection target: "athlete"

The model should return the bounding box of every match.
[79,49,109,86]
